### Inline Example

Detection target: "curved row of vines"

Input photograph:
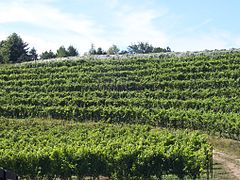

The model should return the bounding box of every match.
[0,53,240,139]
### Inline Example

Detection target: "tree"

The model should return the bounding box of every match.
[166,46,171,52]
[107,44,120,55]
[128,42,171,54]
[67,45,79,56]
[89,43,96,55]
[0,41,4,63]
[56,46,68,57]
[128,42,153,54]
[0,33,29,63]
[153,46,172,53]
[0,54,3,64]
[153,47,166,53]
[28,47,38,60]
[96,47,103,55]
[119,50,128,55]
[18,54,30,62]
[40,50,56,59]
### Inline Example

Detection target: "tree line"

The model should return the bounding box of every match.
[0,33,171,64]
[0,33,79,63]
[88,42,171,55]
[40,45,79,60]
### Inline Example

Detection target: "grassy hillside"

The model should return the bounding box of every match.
[1,51,240,178]
[0,52,240,139]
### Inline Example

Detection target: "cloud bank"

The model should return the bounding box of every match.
[0,0,239,53]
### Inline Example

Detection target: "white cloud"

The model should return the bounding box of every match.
[1,0,239,54]
[0,0,109,53]
[0,1,100,34]
[108,5,170,48]
[0,0,172,53]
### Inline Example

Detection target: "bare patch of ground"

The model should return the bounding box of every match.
[213,150,240,180]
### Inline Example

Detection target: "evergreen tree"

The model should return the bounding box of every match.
[56,46,68,57]
[28,47,38,60]
[18,54,30,62]
[0,40,3,63]
[67,45,79,56]
[0,33,29,63]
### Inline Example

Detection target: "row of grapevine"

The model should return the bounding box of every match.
[3,59,240,80]
[2,87,240,100]
[1,53,240,139]
[0,119,212,179]
[2,69,240,86]
[0,105,239,139]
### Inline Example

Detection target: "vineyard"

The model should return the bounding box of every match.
[0,119,212,179]
[1,53,240,138]
[1,51,240,178]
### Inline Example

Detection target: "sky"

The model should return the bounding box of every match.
[0,0,240,54]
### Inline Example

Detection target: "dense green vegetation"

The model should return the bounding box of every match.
[0,119,212,179]
[2,51,240,178]
[0,53,240,139]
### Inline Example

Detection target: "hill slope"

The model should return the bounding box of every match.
[0,52,240,139]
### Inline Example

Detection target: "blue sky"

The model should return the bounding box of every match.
[0,0,240,54]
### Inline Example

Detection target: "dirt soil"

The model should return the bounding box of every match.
[213,150,240,180]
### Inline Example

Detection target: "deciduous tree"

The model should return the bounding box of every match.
[40,50,56,59]
[128,42,153,54]
[107,44,120,55]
